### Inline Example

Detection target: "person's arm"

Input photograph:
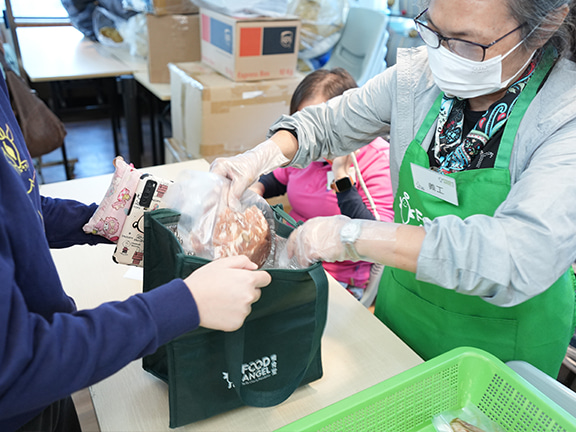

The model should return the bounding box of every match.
[335,187,376,220]
[258,172,287,199]
[0,252,269,422]
[416,124,576,306]
[333,140,395,221]
[210,68,397,202]
[287,124,576,307]
[286,216,424,273]
[267,70,395,167]
[41,196,112,248]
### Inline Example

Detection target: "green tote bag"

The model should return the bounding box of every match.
[142,207,328,428]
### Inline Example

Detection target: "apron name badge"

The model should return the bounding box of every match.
[410,163,459,206]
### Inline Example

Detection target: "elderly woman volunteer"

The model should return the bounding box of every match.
[212,0,576,377]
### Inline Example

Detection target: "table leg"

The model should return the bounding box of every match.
[147,90,158,165]
[119,75,143,168]
[106,78,121,156]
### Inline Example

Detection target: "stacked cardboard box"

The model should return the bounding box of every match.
[140,0,201,83]
[163,7,302,162]
[124,0,198,16]
[147,14,201,83]
[168,61,302,163]
[199,8,300,82]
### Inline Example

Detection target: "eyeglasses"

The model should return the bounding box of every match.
[414,8,526,62]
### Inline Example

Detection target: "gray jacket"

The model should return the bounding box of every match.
[269,46,576,306]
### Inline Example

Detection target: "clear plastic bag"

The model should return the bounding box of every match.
[432,404,506,432]
[287,0,348,63]
[118,14,148,58]
[92,6,127,48]
[190,0,288,17]
[162,170,302,269]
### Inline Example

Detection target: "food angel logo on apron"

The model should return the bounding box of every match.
[398,192,424,225]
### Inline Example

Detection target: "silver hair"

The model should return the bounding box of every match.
[419,0,576,60]
[508,0,575,59]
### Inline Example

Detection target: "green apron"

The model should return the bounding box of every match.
[374,48,576,377]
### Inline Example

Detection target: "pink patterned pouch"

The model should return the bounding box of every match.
[83,156,142,242]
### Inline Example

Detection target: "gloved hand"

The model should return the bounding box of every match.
[286,215,350,267]
[185,255,271,331]
[286,215,400,267]
[210,139,290,208]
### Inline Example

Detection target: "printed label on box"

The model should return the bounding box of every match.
[208,18,233,54]
[239,27,262,57]
[262,27,297,55]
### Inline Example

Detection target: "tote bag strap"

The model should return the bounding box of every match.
[225,263,328,407]
[271,204,302,239]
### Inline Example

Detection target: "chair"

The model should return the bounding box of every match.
[324,7,390,86]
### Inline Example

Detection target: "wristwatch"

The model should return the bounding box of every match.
[340,219,363,261]
[331,176,353,193]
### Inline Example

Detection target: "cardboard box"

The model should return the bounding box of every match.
[169,61,303,161]
[124,0,198,16]
[164,137,194,164]
[199,8,300,82]
[147,14,201,83]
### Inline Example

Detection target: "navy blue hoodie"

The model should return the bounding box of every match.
[0,75,199,430]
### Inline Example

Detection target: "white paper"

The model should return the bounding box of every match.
[124,266,144,281]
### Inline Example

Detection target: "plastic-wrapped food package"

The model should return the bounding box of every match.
[92,6,127,47]
[287,0,348,70]
[92,7,148,58]
[432,404,506,432]
[61,0,136,41]
[163,170,302,269]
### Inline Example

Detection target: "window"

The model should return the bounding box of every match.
[2,0,69,20]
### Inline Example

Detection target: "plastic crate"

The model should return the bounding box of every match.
[276,347,576,432]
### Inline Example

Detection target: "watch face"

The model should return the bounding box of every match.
[335,176,353,192]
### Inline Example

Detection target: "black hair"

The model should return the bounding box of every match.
[289,67,358,115]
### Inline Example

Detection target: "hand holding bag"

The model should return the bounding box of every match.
[142,206,328,428]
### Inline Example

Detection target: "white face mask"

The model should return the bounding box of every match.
[427,36,535,99]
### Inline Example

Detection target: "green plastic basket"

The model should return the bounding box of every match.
[276,347,576,432]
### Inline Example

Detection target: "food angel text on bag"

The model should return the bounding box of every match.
[242,354,278,385]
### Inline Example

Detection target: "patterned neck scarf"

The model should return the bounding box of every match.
[432,49,544,174]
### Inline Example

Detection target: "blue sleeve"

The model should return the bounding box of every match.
[0,252,199,423]
[336,187,376,220]
[41,196,112,248]
[259,173,287,199]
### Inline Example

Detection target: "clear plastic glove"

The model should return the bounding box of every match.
[210,139,289,208]
[185,255,272,331]
[286,215,351,267]
[286,215,400,267]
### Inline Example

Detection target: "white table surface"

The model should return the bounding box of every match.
[40,160,422,431]
[133,70,172,101]
[16,26,133,82]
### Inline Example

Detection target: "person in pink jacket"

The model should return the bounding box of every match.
[252,68,394,300]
